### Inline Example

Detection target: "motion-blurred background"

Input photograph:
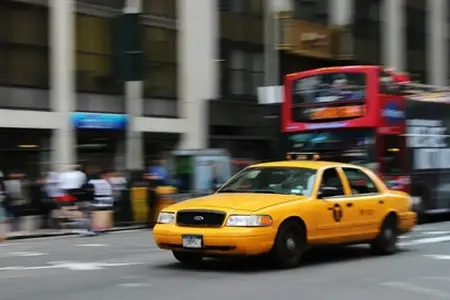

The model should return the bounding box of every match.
[0,0,443,177]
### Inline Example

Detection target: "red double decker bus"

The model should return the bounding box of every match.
[281,65,450,215]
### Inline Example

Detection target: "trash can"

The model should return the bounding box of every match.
[130,187,149,225]
[149,186,177,227]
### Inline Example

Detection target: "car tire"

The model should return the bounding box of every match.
[269,220,306,269]
[370,214,398,255]
[172,251,203,266]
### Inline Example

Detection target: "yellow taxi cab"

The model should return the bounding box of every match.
[153,153,417,268]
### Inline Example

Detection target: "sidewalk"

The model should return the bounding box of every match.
[2,216,147,240]
[5,225,147,240]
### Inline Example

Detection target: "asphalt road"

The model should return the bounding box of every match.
[2,223,450,300]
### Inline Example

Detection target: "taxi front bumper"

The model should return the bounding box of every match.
[398,211,417,234]
[153,225,276,256]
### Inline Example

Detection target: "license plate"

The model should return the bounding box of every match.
[182,235,203,249]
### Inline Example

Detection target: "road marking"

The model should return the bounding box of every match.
[76,243,109,247]
[421,231,450,235]
[118,283,150,288]
[0,261,144,272]
[424,255,450,260]
[2,252,47,257]
[381,281,450,298]
[399,235,450,246]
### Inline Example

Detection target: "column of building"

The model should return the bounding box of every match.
[427,0,448,86]
[329,0,353,26]
[50,0,75,170]
[382,0,405,72]
[178,0,218,149]
[124,0,144,170]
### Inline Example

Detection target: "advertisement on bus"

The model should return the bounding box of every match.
[283,66,379,132]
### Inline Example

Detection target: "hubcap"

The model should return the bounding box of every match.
[384,228,393,239]
[286,237,296,251]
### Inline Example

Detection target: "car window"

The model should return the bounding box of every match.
[342,167,379,195]
[319,168,345,196]
[218,167,317,196]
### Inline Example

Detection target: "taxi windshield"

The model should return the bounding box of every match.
[218,167,317,196]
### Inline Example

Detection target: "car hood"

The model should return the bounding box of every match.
[168,193,306,212]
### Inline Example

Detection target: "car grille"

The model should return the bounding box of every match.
[176,210,226,227]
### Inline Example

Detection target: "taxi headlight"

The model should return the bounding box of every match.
[157,212,175,224]
[225,215,273,227]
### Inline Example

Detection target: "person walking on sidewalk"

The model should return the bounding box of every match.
[4,171,28,232]
[58,165,86,203]
[80,169,114,237]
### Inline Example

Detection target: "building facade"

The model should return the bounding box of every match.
[209,0,449,160]
[0,0,212,175]
[0,0,448,176]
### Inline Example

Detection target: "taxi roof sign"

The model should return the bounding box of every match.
[286,152,320,161]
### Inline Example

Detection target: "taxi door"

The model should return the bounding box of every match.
[313,167,356,243]
[340,167,385,238]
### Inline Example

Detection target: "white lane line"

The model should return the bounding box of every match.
[0,261,145,272]
[424,255,450,260]
[0,252,48,258]
[399,235,450,246]
[76,243,109,247]
[421,231,450,235]
[118,283,151,288]
[381,281,450,298]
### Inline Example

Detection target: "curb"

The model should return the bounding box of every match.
[5,225,148,240]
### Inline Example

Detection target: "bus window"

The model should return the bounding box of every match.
[381,135,406,175]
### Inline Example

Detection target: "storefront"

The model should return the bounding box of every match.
[0,128,52,178]
[72,112,128,170]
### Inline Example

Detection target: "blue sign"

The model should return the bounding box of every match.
[382,102,405,125]
[71,112,128,130]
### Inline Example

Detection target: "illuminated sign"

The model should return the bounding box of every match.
[308,105,365,120]
[71,112,128,130]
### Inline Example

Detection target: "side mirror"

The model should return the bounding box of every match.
[318,186,340,199]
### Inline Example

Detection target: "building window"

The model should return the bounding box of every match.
[293,0,329,25]
[353,0,381,64]
[143,26,177,99]
[249,0,264,17]
[251,53,264,96]
[0,2,49,88]
[406,1,426,83]
[143,0,176,18]
[230,50,247,95]
[76,14,116,94]
[219,0,263,16]
[229,49,263,97]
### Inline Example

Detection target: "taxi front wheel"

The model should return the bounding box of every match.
[172,251,203,266]
[370,215,398,255]
[269,220,306,269]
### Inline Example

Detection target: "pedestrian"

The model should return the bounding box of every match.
[4,170,28,231]
[41,171,61,228]
[80,169,114,236]
[58,165,86,204]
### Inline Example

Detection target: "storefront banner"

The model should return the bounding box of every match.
[71,112,128,130]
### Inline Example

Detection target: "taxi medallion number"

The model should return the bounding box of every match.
[182,235,203,249]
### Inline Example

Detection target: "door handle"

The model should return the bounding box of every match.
[346,202,353,207]
[379,200,384,204]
